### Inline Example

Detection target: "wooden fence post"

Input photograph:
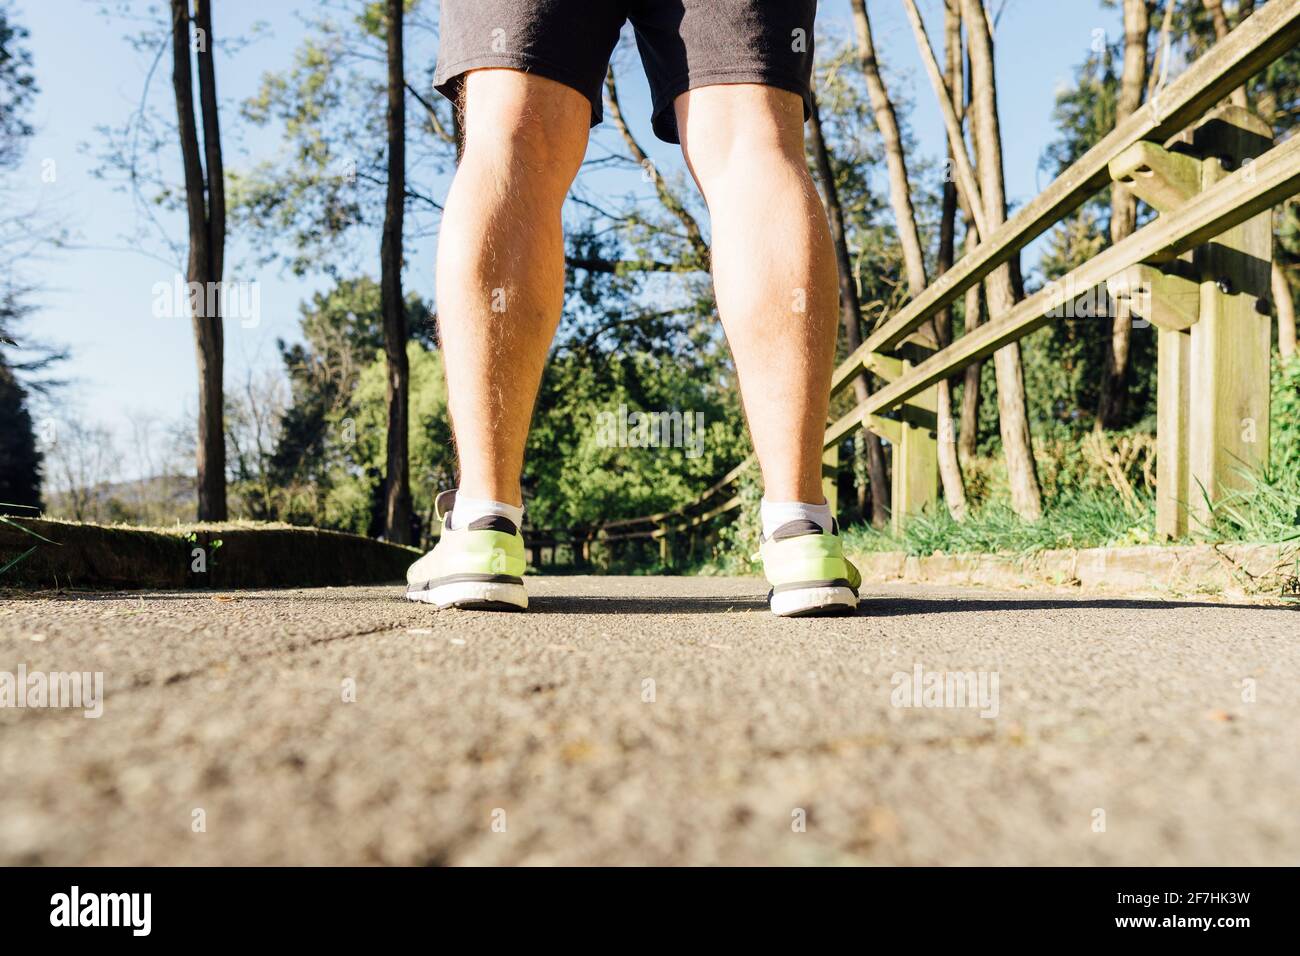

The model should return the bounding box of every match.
[893,388,939,536]
[890,354,939,536]
[1110,140,1200,539]
[822,441,839,519]
[1108,104,1273,539]
[1155,315,1194,539]
[862,352,938,536]
[1189,106,1274,531]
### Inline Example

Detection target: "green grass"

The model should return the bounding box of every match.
[841,490,1156,558]
[0,504,58,577]
[837,455,1299,560]
[1191,461,1300,546]
[844,357,1300,559]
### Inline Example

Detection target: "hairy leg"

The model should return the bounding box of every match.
[675,85,840,504]
[436,70,590,507]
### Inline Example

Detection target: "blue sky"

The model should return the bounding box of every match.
[13,0,1124,476]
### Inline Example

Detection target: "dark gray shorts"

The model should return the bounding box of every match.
[433,0,817,144]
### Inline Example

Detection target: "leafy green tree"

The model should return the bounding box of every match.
[0,0,35,168]
[234,0,449,543]
[264,276,432,532]
[326,340,453,536]
[518,217,749,530]
[0,359,40,512]
[0,0,45,512]
[233,0,451,276]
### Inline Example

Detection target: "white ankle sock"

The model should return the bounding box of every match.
[446,493,524,531]
[760,498,833,539]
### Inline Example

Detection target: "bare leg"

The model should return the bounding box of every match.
[675,85,840,504]
[436,70,591,507]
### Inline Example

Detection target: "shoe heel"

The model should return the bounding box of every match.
[407,578,528,611]
[770,586,858,617]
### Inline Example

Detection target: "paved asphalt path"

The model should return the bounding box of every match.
[1,576,1296,865]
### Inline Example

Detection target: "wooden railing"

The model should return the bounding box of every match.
[586,1,1300,559]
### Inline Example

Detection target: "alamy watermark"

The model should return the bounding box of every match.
[0,665,103,718]
[152,274,262,328]
[50,886,150,936]
[595,404,705,459]
[890,662,999,719]
[1044,274,1151,328]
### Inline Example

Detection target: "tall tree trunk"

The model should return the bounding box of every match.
[193,2,224,284]
[949,8,983,463]
[807,93,890,527]
[382,0,412,543]
[1204,0,1250,106]
[851,0,967,520]
[1275,263,1298,362]
[958,226,984,462]
[171,0,226,521]
[938,0,981,491]
[1097,0,1150,430]
[962,0,1043,520]
[193,0,227,516]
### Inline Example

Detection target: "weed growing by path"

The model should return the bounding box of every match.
[840,490,1153,558]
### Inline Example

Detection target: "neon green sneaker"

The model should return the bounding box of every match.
[758,519,861,617]
[405,495,528,611]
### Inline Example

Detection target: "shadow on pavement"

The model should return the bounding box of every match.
[27,590,1298,616]
[861,596,1299,615]
[529,595,771,615]
[531,594,1298,616]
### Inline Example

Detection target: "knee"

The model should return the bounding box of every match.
[457,69,590,206]
[677,85,807,195]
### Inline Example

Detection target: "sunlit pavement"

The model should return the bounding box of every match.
[1,577,1296,865]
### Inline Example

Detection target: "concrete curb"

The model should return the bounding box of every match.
[0,518,421,590]
[849,542,1300,599]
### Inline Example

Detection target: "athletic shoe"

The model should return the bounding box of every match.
[405,500,528,611]
[757,518,861,617]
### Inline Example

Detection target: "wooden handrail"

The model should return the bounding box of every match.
[834,131,1300,432]
[828,0,1300,398]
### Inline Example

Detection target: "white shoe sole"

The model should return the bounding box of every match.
[770,585,859,617]
[405,579,528,611]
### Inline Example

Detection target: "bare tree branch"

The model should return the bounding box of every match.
[603,67,709,268]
